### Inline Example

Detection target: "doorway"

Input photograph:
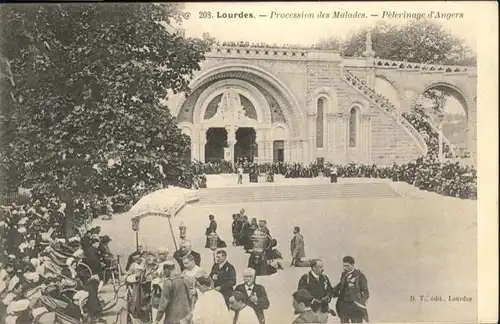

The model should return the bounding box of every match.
[205,128,227,162]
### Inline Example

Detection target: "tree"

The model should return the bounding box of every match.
[0,4,213,229]
[318,20,476,65]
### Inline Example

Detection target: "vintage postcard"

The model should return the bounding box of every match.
[0,1,497,324]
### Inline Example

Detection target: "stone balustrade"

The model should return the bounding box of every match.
[372,58,475,75]
[342,69,428,154]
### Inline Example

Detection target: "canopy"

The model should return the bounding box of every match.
[93,186,199,254]
[129,186,199,217]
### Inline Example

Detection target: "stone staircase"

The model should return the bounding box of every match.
[196,182,401,205]
[341,68,428,154]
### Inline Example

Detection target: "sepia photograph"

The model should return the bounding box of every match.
[0,2,497,324]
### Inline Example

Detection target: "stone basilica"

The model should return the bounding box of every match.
[166,33,477,165]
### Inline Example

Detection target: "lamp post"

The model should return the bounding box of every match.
[207,231,218,262]
[437,111,445,162]
[132,217,140,250]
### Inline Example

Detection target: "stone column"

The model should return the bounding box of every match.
[256,128,265,163]
[284,140,291,162]
[342,115,350,164]
[226,125,237,167]
[199,129,207,163]
[326,113,336,162]
[359,116,365,162]
[191,129,199,162]
[307,112,316,162]
[365,115,372,164]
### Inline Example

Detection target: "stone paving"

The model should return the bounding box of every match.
[99,180,477,323]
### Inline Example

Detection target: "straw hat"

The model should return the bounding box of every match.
[6,299,30,315]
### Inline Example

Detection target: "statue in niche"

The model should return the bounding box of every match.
[206,88,253,124]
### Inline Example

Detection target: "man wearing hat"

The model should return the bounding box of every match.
[292,289,323,323]
[173,241,201,272]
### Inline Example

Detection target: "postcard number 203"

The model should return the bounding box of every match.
[199,12,212,19]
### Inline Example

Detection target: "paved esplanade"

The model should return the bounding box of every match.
[100,178,477,323]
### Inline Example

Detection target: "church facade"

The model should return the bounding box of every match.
[169,35,477,165]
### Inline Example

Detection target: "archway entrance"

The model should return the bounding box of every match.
[205,128,227,162]
[235,128,257,163]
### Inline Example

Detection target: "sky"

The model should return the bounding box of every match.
[180,2,479,51]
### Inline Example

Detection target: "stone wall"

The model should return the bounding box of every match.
[371,110,423,165]
[173,47,476,164]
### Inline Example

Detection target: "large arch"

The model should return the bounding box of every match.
[177,63,304,138]
[421,81,473,155]
[193,79,271,126]
[422,82,470,117]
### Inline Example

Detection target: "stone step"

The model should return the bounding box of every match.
[197,183,400,204]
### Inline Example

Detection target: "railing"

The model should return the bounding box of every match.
[209,45,309,59]
[372,59,475,74]
[341,68,428,154]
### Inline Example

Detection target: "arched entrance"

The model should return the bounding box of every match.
[235,128,257,163]
[421,83,472,155]
[176,65,304,163]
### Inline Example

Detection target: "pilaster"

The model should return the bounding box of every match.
[307,112,316,162]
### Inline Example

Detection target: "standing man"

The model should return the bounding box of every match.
[234,268,270,324]
[297,259,334,323]
[173,241,201,272]
[237,164,244,185]
[332,256,369,323]
[229,291,260,324]
[290,226,305,267]
[209,249,237,307]
[191,276,233,324]
[231,214,243,246]
[153,262,193,324]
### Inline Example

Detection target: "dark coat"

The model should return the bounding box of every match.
[83,246,102,275]
[173,250,201,272]
[234,283,270,324]
[332,269,369,322]
[157,275,193,324]
[209,261,236,303]
[297,272,334,313]
[290,233,305,259]
[205,220,217,235]
[86,278,102,315]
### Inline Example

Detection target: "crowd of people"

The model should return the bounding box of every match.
[123,208,370,324]
[0,198,122,323]
[188,156,477,200]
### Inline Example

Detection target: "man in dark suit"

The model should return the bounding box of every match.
[234,267,270,324]
[173,240,201,272]
[209,249,236,307]
[297,259,334,323]
[332,256,369,323]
